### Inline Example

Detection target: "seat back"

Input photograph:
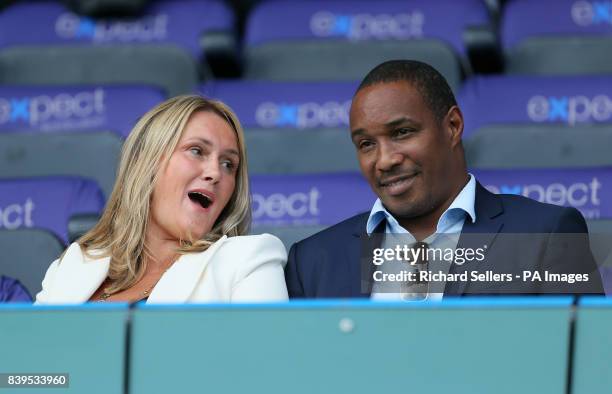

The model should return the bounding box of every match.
[502,0,612,75]
[204,80,359,173]
[0,1,234,95]
[244,0,489,88]
[0,176,105,244]
[250,173,374,247]
[0,85,165,138]
[0,228,64,297]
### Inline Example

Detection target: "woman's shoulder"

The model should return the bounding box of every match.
[223,233,286,250]
[211,233,288,273]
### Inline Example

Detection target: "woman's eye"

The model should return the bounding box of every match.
[189,147,202,156]
[222,161,235,170]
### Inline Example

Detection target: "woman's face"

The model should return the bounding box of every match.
[148,110,240,243]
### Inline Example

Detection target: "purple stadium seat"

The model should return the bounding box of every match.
[0,0,232,59]
[243,0,489,87]
[0,176,105,243]
[473,167,611,220]
[0,0,234,95]
[247,0,487,56]
[250,173,374,228]
[502,0,612,52]
[203,81,356,130]
[501,0,612,74]
[202,81,359,173]
[460,75,612,139]
[0,86,164,138]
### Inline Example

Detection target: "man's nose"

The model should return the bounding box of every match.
[376,142,403,171]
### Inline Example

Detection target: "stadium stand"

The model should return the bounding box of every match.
[243,0,491,90]
[0,85,165,196]
[460,76,612,168]
[0,0,235,96]
[502,0,612,75]
[249,172,375,248]
[203,80,359,174]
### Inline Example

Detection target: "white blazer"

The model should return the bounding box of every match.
[35,234,288,304]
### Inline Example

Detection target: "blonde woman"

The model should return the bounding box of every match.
[35,95,288,303]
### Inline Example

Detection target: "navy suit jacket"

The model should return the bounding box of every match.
[285,182,603,298]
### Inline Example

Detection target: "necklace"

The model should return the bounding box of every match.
[99,257,177,302]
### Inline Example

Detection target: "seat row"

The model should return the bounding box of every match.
[3,168,612,296]
[2,76,612,198]
[1,0,612,94]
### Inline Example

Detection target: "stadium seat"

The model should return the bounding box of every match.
[243,0,490,90]
[0,131,122,197]
[0,0,235,96]
[249,173,375,247]
[0,176,105,244]
[474,167,611,223]
[203,80,359,174]
[501,0,612,75]
[0,228,65,296]
[459,76,612,168]
[474,168,612,276]
[0,85,164,138]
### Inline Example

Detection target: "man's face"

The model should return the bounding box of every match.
[349,80,460,221]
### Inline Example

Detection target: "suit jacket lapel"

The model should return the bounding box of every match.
[47,243,110,303]
[147,235,227,303]
[348,214,385,298]
[446,182,505,295]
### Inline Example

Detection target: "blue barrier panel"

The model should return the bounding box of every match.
[0,303,128,394]
[130,298,572,394]
[572,297,612,394]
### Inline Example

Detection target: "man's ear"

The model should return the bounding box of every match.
[445,105,464,147]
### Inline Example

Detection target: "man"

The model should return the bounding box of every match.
[285,60,603,298]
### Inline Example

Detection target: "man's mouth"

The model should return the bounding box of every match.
[378,173,418,195]
[187,191,213,209]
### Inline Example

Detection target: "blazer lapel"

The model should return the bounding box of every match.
[147,235,228,303]
[47,243,110,303]
[348,214,385,298]
[446,182,505,295]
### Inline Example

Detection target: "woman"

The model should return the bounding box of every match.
[35,95,288,303]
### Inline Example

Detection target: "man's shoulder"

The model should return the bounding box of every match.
[292,212,370,250]
[492,191,586,231]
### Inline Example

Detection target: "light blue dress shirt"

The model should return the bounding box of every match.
[367,174,477,301]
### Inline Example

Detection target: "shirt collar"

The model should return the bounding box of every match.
[366,174,477,235]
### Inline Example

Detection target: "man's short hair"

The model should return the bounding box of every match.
[356,60,457,123]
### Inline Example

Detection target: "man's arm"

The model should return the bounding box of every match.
[285,242,306,298]
[539,207,604,294]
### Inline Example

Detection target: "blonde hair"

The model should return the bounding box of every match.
[76,95,251,294]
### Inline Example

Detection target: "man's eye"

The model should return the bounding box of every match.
[359,140,374,150]
[396,128,413,136]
